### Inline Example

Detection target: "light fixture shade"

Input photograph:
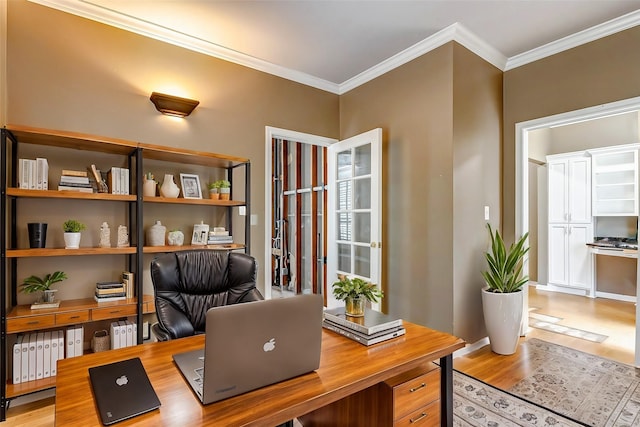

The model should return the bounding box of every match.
[150,92,199,117]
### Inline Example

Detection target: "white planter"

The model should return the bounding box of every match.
[64,232,81,249]
[481,287,523,355]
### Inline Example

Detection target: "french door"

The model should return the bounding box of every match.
[326,129,382,310]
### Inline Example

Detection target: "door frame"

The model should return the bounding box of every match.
[515,95,640,366]
[264,127,337,299]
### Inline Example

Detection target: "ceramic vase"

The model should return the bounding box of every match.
[167,230,184,246]
[147,221,166,246]
[64,232,81,249]
[143,178,157,197]
[160,174,180,198]
[481,287,524,355]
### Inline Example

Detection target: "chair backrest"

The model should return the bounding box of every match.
[150,250,263,340]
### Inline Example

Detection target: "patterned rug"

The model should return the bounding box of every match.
[508,338,640,426]
[454,371,584,426]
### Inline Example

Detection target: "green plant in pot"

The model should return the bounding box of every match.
[63,219,86,249]
[207,181,220,200]
[481,224,529,355]
[21,271,67,304]
[216,179,231,200]
[332,274,383,317]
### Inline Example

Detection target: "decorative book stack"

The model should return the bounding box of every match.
[58,169,93,193]
[94,281,126,302]
[122,271,134,299]
[322,307,405,346]
[208,227,233,245]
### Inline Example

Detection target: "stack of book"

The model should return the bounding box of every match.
[58,169,93,193]
[94,281,126,302]
[208,227,233,245]
[322,307,405,346]
[122,271,134,299]
[107,166,130,195]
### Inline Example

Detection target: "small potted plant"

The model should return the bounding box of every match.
[207,181,220,200]
[332,274,383,317]
[20,271,67,305]
[63,219,86,249]
[216,179,231,200]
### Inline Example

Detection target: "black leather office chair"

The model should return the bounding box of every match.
[150,250,263,341]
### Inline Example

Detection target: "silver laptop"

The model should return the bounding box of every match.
[173,293,323,404]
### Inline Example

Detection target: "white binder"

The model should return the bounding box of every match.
[12,335,23,384]
[74,325,84,357]
[50,331,59,376]
[28,333,37,381]
[66,327,75,358]
[20,334,29,383]
[43,331,51,378]
[36,332,44,380]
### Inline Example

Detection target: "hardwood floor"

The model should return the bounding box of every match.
[1,286,635,426]
[454,286,636,390]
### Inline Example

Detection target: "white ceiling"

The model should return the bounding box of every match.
[30,0,640,94]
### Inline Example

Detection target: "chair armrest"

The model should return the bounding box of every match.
[151,322,171,342]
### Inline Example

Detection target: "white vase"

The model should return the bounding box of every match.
[160,174,180,198]
[146,221,166,246]
[167,230,184,246]
[143,178,157,197]
[481,288,523,355]
[64,232,81,249]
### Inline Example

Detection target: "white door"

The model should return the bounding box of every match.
[568,157,591,223]
[548,224,569,287]
[568,224,593,290]
[326,129,382,310]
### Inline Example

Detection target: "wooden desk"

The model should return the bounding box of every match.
[55,322,464,426]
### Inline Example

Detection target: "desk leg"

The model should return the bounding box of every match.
[440,354,453,427]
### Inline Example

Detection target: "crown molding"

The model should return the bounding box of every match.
[27,1,640,94]
[505,9,640,70]
[28,0,340,93]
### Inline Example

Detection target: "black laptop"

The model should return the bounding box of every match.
[89,357,161,425]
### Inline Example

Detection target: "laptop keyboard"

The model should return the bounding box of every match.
[194,367,204,395]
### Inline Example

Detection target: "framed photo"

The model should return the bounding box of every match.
[180,173,202,199]
[191,222,209,245]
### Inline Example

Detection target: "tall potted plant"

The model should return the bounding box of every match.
[481,224,529,355]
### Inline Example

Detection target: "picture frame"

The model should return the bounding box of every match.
[180,173,202,199]
[191,222,209,245]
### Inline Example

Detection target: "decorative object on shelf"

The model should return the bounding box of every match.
[90,164,108,193]
[481,223,529,355]
[191,221,209,245]
[143,172,157,197]
[147,221,166,246]
[216,179,231,200]
[160,174,180,198]
[207,181,220,200]
[91,330,110,353]
[117,225,129,248]
[332,274,383,317]
[99,222,111,248]
[180,173,202,199]
[27,222,47,248]
[149,92,199,118]
[20,271,67,309]
[62,219,85,249]
[167,230,184,246]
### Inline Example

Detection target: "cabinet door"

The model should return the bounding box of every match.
[548,161,568,223]
[567,224,593,290]
[548,224,568,287]
[568,157,591,223]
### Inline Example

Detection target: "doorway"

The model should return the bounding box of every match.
[515,95,640,366]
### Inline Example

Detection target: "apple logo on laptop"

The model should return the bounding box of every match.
[115,375,129,386]
[263,338,276,352]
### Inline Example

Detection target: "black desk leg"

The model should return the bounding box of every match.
[440,354,453,427]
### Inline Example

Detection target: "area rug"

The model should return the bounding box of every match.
[454,370,584,426]
[508,338,640,426]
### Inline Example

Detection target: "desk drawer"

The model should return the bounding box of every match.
[92,305,136,320]
[7,315,56,333]
[395,400,440,427]
[56,310,90,325]
[393,368,440,418]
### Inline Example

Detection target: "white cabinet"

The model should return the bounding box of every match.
[547,154,591,223]
[590,145,639,216]
[547,152,593,292]
[548,224,593,290]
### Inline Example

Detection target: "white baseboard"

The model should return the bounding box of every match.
[453,337,489,359]
[535,283,589,297]
[595,291,636,303]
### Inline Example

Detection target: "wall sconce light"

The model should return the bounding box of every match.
[150,92,200,117]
